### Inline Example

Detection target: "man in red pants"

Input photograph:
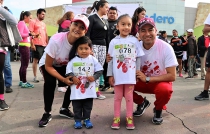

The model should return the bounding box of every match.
[133,18,178,125]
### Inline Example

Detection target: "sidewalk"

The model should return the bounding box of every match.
[0,62,210,134]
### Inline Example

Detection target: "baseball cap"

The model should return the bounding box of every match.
[186,29,194,33]
[71,14,90,30]
[138,17,156,30]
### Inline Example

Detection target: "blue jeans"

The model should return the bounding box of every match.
[4,51,12,87]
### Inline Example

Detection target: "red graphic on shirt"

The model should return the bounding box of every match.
[75,76,86,94]
[141,61,160,76]
[55,58,69,66]
[117,60,128,73]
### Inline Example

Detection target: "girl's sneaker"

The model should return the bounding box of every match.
[21,82,34,88]
[84,118,93,129]
[111,117,120,129]
[19,81,22,86]
[179,74,183,77]
[74,121,82,129]
[126,117,135,130]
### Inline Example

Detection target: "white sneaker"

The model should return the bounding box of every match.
[33,77,39,83]
[57,87,67,92]
[97,94,106,100]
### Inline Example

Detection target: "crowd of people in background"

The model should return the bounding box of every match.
[1,0,210,131]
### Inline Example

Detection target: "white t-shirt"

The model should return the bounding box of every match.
[66,55,103,100]
[139,39,178,77]
[204,13,210,25]
[108,35,144,85]
[39,32,72,67]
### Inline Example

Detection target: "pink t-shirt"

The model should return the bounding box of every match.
[17,21,30,43]
[29,19,47,46]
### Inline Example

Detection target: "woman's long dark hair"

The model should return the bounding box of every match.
[91,0,108,12]
[69,36,92,61]
[132,7,146,25]
[19,11,31,21]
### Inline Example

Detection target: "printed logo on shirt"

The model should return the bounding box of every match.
[141,60,160,76]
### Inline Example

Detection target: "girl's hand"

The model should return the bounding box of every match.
[72,77,81,85]
[106,53,112,63]
[109,76,115,86]
[63,76,74,86]
[87,76,95,82]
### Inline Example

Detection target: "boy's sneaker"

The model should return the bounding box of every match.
[0,100,9,111]
[57,87,67,92]
[185,76,194,79]
[126,117,135,130]
[74,121,82,129]
[152,108,163,125]
[133,97,150,116]
[21,82,34,88]
[84,118,93,129]
[5,87,13,93]
[33,77,39,83]
[194,91,209,101]
[111,117,120,129]
[38,113,52,127]
[19,81,22,86]
[59,108,74,119]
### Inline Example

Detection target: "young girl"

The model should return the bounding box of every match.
[107,14,144,130]
[66,36,103,129]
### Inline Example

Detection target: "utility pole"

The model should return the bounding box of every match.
[45,0,46,8]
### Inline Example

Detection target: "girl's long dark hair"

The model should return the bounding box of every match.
[19,11,31,21]
[132,7,146,25]
[69,36,92,61]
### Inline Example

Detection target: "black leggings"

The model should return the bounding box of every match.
[40,65,71,113]
[0,53,5,94]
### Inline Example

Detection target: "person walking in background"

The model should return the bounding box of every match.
[17,11,34,88]
[2,5,13,93]
[86,0,109,100]
[181,35,188,74]
[107,14,144,130]
[197,29,209,80]
[100,6,118,92]
[57,11,74,33]
[0,5,22,110]
[86,6,92,16]
[158,31,168,43]
[195,13,210,100]
[171,29,183,77]
[29,8,48,83]
[56,11,74,92]
[185,29,197,79]
[131,7,146,38]
[38,14,89,127]
[66,36,103,129]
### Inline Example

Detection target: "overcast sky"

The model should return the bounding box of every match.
[2,0,210,18]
